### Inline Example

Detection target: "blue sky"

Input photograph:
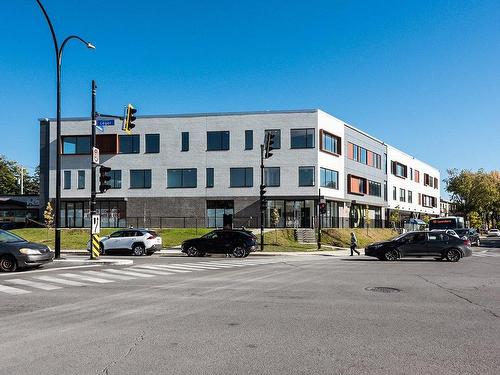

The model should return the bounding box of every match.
[1,0,499,183]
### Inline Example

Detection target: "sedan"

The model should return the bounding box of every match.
[487,228,500,237]
[365,230,472,262]
[0,229,54,272]
[182,229,257,258]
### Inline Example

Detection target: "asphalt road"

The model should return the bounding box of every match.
[1,239,499,375]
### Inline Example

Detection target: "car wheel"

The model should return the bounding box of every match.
[243,251,250,258]
[186,246,199,257]
[445,248,461,262]
[0,255,17,272]
[132,244,146,256]
[384,249,398,261]
[232,246,246,258]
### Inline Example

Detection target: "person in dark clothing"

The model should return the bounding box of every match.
[350,232,360,256]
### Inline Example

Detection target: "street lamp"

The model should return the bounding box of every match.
[36,0,95,259]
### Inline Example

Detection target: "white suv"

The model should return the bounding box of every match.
[88,229,162,256]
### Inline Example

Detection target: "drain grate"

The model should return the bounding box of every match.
[365,287,401,293]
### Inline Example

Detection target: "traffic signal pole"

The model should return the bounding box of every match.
[260,144,264,252]
[317,188,322,250]
[90,80,97,260]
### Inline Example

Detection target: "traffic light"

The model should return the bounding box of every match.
[260,184,267,211]
[99,166,112,193]
[319,202,327,215]
[264,132,275,159]
[122,104,137,134]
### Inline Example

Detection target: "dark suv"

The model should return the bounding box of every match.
[454,228,480,246]
[181,229,257,258]
[365,230,472,262]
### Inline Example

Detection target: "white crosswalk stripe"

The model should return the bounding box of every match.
[126,267,174,276]
[102,269,155,278]
[140,265,192,273]
[81,270,136,281]
[5,278,61,291]
[59,273,114,284]
[33,275,89,287]
[163,264,225,270]
[0,283,31,295]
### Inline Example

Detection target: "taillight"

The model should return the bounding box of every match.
[147,235,156,240]
[464,239,471,246]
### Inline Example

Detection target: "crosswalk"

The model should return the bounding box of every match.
[0,259,281,296]
[472,251,500,258]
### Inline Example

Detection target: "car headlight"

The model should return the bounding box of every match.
[19,248,43,255]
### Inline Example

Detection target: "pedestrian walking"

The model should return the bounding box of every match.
[350,232,360,256]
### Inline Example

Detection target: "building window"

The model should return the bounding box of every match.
[265,129,281,149]
[245,130,253,150]
[119,135,140,154]
[298,166,315,186]
[347,142,381,169]
[62,136,90,154]
[408,190,413,203]
[410,168,413,181]
[206,168,214,188]
[400,188,406,202]
[264,167,280,187]
[130,169,151,189]
[64,171,71,189]
[348,175,367,195]
[96,134,118,154]
[434,177,438,189]
[291,128,315,149]
[207,131,230,151]
[320,167,339,189]
[230,168,253,187]
[415,170,420,183]
[77,170,85,189]
[109,170,122,189]
[145,134,160,153]
[391,161,408,178]
[320,130,341,155]
[167,169,197,188]
[368,180,381,197]
[384,181,387,201]
[181,132,189,151]
[422,195,437,208]
[393,186,397,200]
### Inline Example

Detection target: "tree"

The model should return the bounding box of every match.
[270,208,280,243]
[421,214,431,224]
[0,155,39,195]
[23,166,40,195]
[469,211,482,229]
[43,202,54,240]
[389,206,400,230]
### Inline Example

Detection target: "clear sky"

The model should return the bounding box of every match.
[1,0,499,182]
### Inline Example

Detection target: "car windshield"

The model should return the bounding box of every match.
[392,232,411,241]
[0,230,26,243]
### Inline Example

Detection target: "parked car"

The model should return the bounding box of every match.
[87,229,162,256]
[0,229,54,272]
[181,229,257,258]
[365,230,472,262]
[454,228,480,246]
[487,228,500,237]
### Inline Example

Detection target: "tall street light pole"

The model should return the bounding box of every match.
[36,0,95,259]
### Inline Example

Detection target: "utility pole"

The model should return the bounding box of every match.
[260,144,264,251]
[18,166,24,195]
[90,80,98,260]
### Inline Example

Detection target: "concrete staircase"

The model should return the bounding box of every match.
[295,228,316,244]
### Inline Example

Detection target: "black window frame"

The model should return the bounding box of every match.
[298,166,315,187]
[206,168,214,188]
[320,130,341,155]
[109,170,122,189]
[181,132,189,151]
[62,135,91,155]
[207,131,230,151]
[230,167,253,188]
[320,167,339,189]
[368,180,382,197]
[77,170,85,190]
[264,167,280,187]
[290,128,315,149]
[245,130,253,150]
[119,134,140,154]
[63,170,71,189]
[167,168,197,188]
[130,169,152,189]
[145,134,160,153]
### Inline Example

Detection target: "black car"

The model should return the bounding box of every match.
[182,229,257,258]
[0,229,54,272]
[365,230,472,262]
[454,228,480,246]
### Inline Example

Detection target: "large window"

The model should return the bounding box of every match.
[230,168,253,187]
[206,168,214,188]
[167,169,197,188]
[291,128,315,149]
[62,136,90,154]
[320,130,341,155]
[400,188,406,202]
[207,131,230,151]
[145,134,160,153]
[348,175,367,195]
[206,200,234,228]
[77,170,85,189]
[181,132,189,151]
[119,135,140,154]
[264,167,280,187]
[130,169,151,189]
[64,171,71,189]
[368,180,381,197]
[265,129,281,149]
[391,161,408,178]
[245,130,253,150]
[109,170,122,189]
[298,166,315,186]
[320,167,338,189]
[347,142,381,169]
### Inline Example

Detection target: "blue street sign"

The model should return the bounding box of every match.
[97,119,115,127]
[96,125,104,132]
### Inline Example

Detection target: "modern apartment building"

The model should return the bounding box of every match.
[39,109,440,229]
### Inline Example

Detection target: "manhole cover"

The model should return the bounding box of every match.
[365,287,401,293]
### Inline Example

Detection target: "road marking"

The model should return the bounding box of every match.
[0,284,31,295]
[102,269,155,278]
[165,264,224,270]
[81,270,136,281]
[193,262,244,268]
[60,273,114,283]
[126,267,174,276]
[4,278,62,291]
[33,275,89,287]
[0,264,98,278]
[133,265,191,273]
